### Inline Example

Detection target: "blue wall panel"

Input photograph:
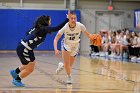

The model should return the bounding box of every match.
[0,9,80,50]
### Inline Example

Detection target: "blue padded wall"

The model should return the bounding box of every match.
[0,9,80,50]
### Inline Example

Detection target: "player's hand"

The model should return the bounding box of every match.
[66,9,71,19]
[55,49,61,58]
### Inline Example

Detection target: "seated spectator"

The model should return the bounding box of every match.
[100,33,109,57]
[90,32,102,56]
[134,32,140,62]
[128,31,138,62]
[109,31,117,58]
[119,31,129,59]
[114,30,121,58]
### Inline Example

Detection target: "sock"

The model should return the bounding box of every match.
[67,74,71,78]
[15,67,20,74]
[15,75,21,81]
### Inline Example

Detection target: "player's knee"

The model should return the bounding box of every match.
[26,64,35,73]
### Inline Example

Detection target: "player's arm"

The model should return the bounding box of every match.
[45,18,68,34]
[54,33,62,57]
[82,30,92,39]
[54,26,64,57]
[80,24,92,39]
[44,10,71,34]
[54,33,62,51]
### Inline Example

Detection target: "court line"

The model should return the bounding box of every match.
[0,86,136,92]
[35,66,67,86]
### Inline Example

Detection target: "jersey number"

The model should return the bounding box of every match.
[69,37,75,40]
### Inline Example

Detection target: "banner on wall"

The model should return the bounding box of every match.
[134,10,140,27]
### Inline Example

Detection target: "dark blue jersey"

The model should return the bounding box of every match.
[21,18,69,49]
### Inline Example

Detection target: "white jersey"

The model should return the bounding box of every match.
[58,22,86,56]
[58,22,86,44]
[137,37,140,44]
[102,36,109,44]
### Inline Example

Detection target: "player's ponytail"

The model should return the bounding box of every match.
[33,15,50,36]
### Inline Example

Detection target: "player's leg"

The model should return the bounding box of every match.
[56,56,75,75]
[10,44,35,87]
[66,45,79,84]
[10,64,26,79]
[12,62,35,87]
[19,61,35,78]
[65,55,75,84]
[56,41,70,74]
[62,50,71,76]
[70,56,75,67]
[62,50,75,84]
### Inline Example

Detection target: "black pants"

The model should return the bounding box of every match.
[93,45,99,53]
[90,45,94,52]
[128,45,140,57]
[16,43,35,65]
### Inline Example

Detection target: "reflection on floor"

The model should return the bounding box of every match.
[0,51,140,93]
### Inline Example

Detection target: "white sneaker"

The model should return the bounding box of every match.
[99,52,105,57]
[131,57,137,62]
[117,55,122,59]
[56,62,64,74]
[123,52,128,59]
[105,52,108,57]
[66,75,72,84]
[91,52,95,56]
[109,53,115,58]
[136,57,140,63]
[95,53,99,56]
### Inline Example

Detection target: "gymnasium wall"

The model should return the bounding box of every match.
[0,9,80,50]
[1,0,140,53]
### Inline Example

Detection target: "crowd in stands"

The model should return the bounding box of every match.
[89,28,140,63]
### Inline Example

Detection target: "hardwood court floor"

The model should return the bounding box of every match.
[0,51,140,93]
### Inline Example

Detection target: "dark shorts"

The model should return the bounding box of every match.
[16,43,35,65]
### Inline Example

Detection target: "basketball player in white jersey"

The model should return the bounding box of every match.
[54,11,92,84]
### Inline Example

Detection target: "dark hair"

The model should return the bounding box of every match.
[70,10,76,15]
[33,15,50,36]
[34,15,50,29]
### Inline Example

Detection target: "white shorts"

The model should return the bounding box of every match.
[61,40,80,57]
